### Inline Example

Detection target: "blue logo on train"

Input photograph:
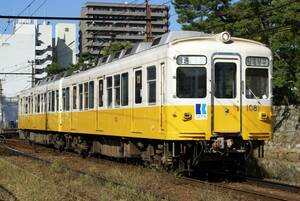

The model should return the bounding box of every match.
[195,103,207,120]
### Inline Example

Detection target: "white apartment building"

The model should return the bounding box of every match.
[55,23,77,66]
[0,20,53,97]
[35,21,53,79]
[0,20,36,98]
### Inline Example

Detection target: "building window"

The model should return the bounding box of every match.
[84,82,89,109]
[89,81,94,109]
[121,73,129,106]
[65,28,69,32]
[99,79,104,107]
[114,75,120,107]
[107,76,112,108]
[135,70,142,104]
[147,66,156,104]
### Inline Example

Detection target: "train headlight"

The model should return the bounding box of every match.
[220,31,231,43]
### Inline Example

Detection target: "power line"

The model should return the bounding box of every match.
[0,0,49,48]
[0,15,157,21]
[0,0,38,40]
[31,0,48,16]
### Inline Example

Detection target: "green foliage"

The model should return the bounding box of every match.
[71,52,96,70]
[174,0,300,104]
[101,41,131,56]
[45,62,65,76]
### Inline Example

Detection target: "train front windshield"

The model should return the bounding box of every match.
[176,67,207,98]
[246,68,269,99]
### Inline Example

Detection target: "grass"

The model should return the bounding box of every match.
[0,146,241,201]
[0,156,161,201]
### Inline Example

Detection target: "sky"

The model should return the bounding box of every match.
[0,0,181,35]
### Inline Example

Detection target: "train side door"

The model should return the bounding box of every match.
[212,58,241,134]
[131,67,143,133]
[58,79,63,132]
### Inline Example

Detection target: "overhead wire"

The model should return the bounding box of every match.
[0,0,48,48]
[0,0,38,41]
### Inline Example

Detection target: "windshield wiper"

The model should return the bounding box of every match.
[248,88,261,105]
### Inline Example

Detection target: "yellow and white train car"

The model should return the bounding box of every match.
[18,31,272,169]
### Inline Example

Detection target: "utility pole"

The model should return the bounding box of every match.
[145,0,153,42]
[28,60,35,87]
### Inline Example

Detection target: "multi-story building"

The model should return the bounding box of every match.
[55,23,77,67]
[0,19,37,98]
[80,2,169,56]
[35,21,53,80]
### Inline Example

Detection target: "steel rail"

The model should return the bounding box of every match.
[0,184,19,201]
[182,177,294,201]
[244,176,300,194]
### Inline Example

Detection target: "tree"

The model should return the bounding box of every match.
[45,62,65,76]
[70,52,96,70]
[101,41,131,56]
[174,0,300,104]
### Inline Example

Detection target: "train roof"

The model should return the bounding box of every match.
[33,31,266,89]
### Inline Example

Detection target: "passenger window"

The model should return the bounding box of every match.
[121,73,129,106]
[84,82,89,109]
[34,95,38,113]
[62,88,66,111]
[51,91,55,112]
[177,67,207,98]
[147,66,156,104]
[79,84,83,110]
[56,90,59,111]
[135,70,142,104]
[66,87,70,111]
[107,77,112,108]
[37,94,40,113]
[73,86,77,109]
[44,93,47,113]
[99,79,104,107]
[48,92,51,112]
[89,81,94,109]
[114,75,120,107]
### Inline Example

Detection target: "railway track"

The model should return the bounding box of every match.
[2,139,299,201]
[0,184,19,201]
[182,176,300,201]
[0,142,172,201]
[244,175,300,194]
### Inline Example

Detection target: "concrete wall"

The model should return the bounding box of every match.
[247,105,300,185]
